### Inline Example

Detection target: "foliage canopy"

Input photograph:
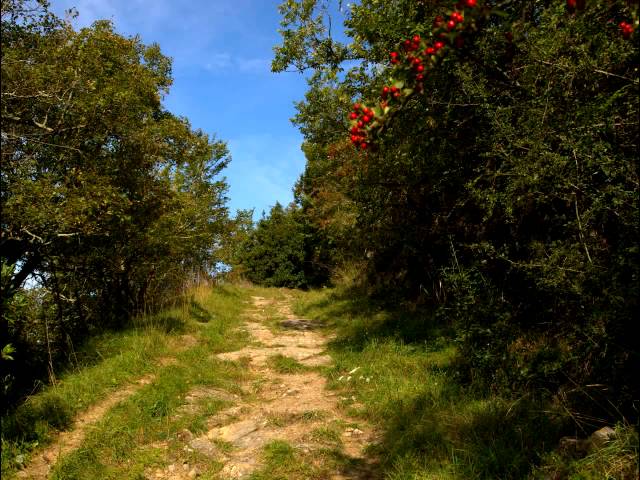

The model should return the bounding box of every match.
[1,0,231,403]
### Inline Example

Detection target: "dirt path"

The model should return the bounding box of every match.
[153,294,379,479]
[16,375,156,479]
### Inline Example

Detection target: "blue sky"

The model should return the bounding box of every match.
[50,0,312,218]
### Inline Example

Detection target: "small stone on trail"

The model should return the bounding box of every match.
[190,437,217,457]
[209,419,260,443]
[590,426,616,449]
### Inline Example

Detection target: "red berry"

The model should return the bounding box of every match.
[362,115,371,123]
[393,92,401,98]
[619,21,634,39]
[351,135,359,143]
[391,86,398,92]
[357,121,364,128]
[390,51,398,58]
[434,41,445,50]
[354,103,361,110]
[416,64,425,72]
[413,34,421,43]
[566,0,576,11]
[447,20,456,30]
[350,126,359,134]
[416,73,424,81]
[391,58,399,64]
[426,47,435,55]
[403,39,411,49]
[360,142,368,150]
[383,86,390,94]
[466,0,477,7]
[349,112,358,120]
[433,15,444,29]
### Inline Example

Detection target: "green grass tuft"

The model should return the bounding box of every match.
[266,354,308,374]
[293,286,583,480]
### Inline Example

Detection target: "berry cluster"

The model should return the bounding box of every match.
[619,21,635,39]
[349,0,484,150]
[567,0,636,40]
[566,0,586,13]
[349,103,376,150]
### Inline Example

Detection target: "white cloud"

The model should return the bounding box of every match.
[54,0,272,76]
[205,53,233,71]
[202,55,270,74]
[237,57,271,74]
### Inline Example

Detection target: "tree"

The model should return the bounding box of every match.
[1,0,231,402]
[239,203,329,288]
[273,0,639,424]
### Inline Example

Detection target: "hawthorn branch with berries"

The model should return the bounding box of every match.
[348,0,490,150]
[347,0,638,150]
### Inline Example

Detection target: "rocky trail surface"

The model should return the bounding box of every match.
[152,294,379,479]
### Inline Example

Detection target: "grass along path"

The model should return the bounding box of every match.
[2,284,250,479]
[15,373,156,479]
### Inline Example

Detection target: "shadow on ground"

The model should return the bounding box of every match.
[188,300,212,323]
[296,287,569,479]
[297,286,449,350]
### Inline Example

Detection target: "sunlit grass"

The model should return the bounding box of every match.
[1,284,251,478]
[293,286,572,480]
